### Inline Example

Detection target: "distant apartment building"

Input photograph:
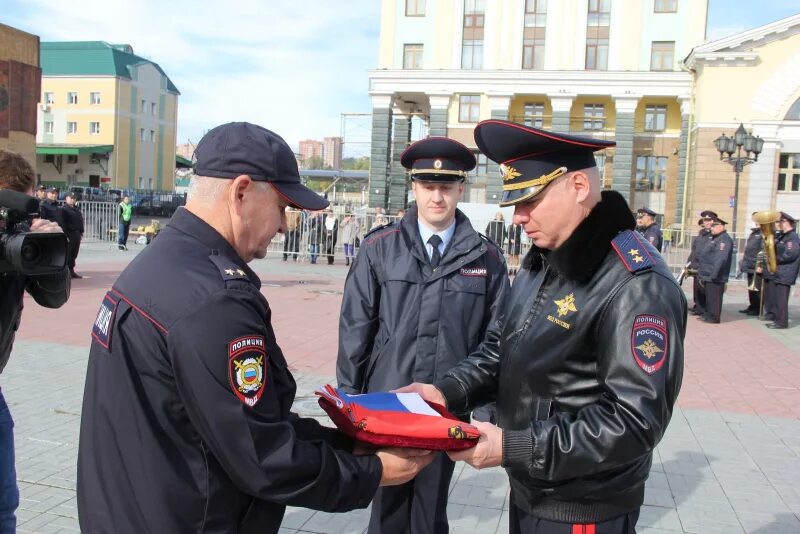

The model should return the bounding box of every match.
[37,41,180,190]
[0,23,40,166]
[299,139,323,166]
[369,0,708,219]
[323,136,343,169]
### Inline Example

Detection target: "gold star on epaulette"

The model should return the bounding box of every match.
[224,268,235,276]
[236,269,246,276]
[628,248,644,264]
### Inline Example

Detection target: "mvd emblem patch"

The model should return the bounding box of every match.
[631,315,668,375]
[91,292,121,349]
[228,335,267,407]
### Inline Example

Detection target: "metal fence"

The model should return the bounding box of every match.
[79,201,119,242]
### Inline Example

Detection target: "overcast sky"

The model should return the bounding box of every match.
[4,0,798,154]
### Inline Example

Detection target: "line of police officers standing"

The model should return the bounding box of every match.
[35,185,84,279]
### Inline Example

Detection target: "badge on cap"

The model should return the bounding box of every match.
[631,315,668,375]
[228,335,267,407]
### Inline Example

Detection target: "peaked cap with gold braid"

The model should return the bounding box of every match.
[400,136,476,182]
[474,120,615,207]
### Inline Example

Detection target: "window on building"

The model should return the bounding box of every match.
[44,154,55,163]
[586,0,611,70]
[778,153,800,193]
[140,128,146,141]
[467,153,489,185]
[461,0,485,70]
[67,155,78,164]
[90,92,101,105]
[650,41,675,71]
[403,44,424,69]
[68,92,78,105]
[654,0,678,13]
[522,0,546,70]
[635,155,668,191]
[44,121,53,134]
[150,130,155,142]
[44,92,54,104]
[67,121,77,134]
[141,99,147,113]
[151,102,157,115]
[523,102,545,128]
[459,95,481,123]
[406,0,425,16]
[644,105,668,132]
[89,121,101,135]
[583,104,605,130]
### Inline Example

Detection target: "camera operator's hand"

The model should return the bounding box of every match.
[30,218,63,233]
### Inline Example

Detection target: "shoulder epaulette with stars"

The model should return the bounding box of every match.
[208,254,250,283]
[611,230,656,273]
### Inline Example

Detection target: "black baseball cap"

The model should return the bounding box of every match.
[193,122,329,211]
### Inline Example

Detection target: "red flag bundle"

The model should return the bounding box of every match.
[316,385,479,450]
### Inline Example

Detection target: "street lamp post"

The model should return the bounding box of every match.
[713,124,764,275]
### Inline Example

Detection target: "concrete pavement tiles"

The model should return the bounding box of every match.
[3,244,800,533]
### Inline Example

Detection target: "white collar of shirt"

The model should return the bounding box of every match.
[417,219,456,260]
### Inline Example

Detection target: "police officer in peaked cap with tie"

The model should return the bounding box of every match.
[400,121,686,534]
[636,207,663,252]
[77,122,435,533]
[337,136,509,534]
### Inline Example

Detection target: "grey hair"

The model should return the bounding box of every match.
[188,175,269,206]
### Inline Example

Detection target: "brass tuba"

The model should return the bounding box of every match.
[753,210,780,274]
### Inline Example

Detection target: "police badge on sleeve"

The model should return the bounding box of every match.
[228,335,267,407]
[631,315,668,375]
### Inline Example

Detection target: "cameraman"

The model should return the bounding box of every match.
[0,150,70,533]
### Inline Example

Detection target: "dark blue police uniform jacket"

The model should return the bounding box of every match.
[77,207,381,534]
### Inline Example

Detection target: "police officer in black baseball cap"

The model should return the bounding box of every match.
[77,122,434,533]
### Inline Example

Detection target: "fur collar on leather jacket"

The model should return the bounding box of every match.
[522,190,635,283]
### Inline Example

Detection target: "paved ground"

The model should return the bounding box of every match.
[3,239,800,533]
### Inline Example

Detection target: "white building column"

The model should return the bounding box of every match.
[548,93,576,133]
[486,93,514,202]
[427,93,451,137]
[612,95,641,203]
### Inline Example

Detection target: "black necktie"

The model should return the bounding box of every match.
[428,234,442,269]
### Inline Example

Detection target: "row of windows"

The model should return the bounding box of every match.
[403,40,675,72]
[42,120,157,142]
[457,97,670,132]
[404,0,678,17]
[42,92,159,115]
[403,1,676,71]
[44,91,102,105]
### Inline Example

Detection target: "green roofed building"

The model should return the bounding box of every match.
[36,41,179,191]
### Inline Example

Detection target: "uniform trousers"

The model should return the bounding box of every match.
[703,281,725,323]
[692,278,706,313]
[66,230,81,273]
[367,452,454,534]
[765,282,791,327]
[745,272,761,311]
[762,279,776,320]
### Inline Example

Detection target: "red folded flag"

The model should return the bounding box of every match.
[316,385,479,450]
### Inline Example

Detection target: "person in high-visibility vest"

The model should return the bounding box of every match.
[118,196,132,250]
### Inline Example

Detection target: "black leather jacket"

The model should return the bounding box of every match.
[436,192,686,523]
[697,231,733,283]
[337,205,508,395]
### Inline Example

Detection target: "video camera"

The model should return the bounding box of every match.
[0,189,67,275]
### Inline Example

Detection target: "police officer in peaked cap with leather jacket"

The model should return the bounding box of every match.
[400,121,686,534]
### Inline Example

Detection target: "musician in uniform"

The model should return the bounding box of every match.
[762,212,800,329]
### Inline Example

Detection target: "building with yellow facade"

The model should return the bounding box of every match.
[684,14,800,231]
[0,23,40,166]
[36,41,179,191]
[369,0,708,217]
